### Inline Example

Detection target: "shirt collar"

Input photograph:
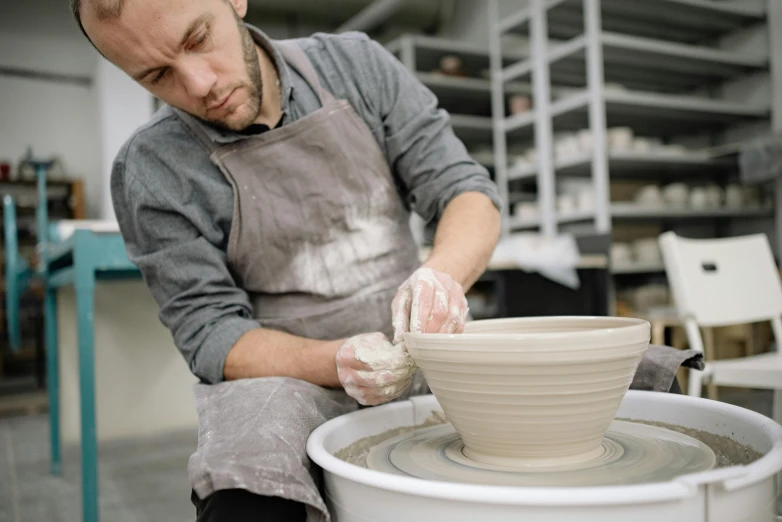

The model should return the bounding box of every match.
[196,23,293,145]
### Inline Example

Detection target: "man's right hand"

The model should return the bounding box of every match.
[336,332,417,406]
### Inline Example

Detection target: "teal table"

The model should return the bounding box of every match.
[4,161,140,522]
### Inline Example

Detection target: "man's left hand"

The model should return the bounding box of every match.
[391,267,469,344]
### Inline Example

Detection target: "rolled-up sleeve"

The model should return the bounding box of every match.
[355,35,503,223]
[111,144,258,384]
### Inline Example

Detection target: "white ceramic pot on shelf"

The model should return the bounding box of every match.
[404,317,651,466]
[607,127,634,151]
[634,185,663,207]
[662,183,689,207]
[725,184,745,208]
[633,238,662,265]
[689,187,709,209]
[611,243,633,266]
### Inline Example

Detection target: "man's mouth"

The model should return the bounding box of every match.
[208,88,236,112]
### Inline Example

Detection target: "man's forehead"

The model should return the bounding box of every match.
[84,0,213,64]
[84,0,214,42]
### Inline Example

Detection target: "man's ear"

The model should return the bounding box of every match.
[229,0,248,18]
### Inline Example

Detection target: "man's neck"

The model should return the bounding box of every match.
[254,44,282,127]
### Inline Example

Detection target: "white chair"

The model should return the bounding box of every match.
[658,231,782,424]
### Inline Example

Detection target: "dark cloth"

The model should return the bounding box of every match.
[192,489,306,522]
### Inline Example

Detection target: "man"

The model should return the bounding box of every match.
[73,0,696,520]
[73,0,501,520]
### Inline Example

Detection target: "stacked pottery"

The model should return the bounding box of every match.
[404,316,650,467]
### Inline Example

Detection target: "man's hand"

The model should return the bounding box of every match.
[336,333,417,406]
[391,267,469,344]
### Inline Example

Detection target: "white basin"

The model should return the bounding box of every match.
[307,391,782,522]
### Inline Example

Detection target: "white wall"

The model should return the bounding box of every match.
[0,0,157,220]
[0,29,104,217]
[94,61,155,221]
[58,282,199,444]
[0,0,107,217]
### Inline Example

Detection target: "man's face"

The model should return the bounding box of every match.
[83,0,263,131]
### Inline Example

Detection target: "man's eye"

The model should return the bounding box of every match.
[192,32,208,49]
[151,68,168,85]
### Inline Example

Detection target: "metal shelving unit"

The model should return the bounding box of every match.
[501,0,766,43]
[609,203,774,220]
[513,203,774,229]
[611,261,665,275]
[509,150,737,181]
[501,89,768,142]
[386,34,533,162]
[504,32,768,93]
[488,0,777,258]
[386,34,534,245]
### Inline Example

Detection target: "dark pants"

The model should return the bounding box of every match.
[191,376,683,521]
[192,489,307,522]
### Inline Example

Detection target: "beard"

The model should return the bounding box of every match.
[203,13,264,131]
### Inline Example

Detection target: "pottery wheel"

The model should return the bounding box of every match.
[366,420,716,487]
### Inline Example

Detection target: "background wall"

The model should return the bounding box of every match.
[0,5,104,217]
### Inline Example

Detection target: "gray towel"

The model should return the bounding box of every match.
[632,344,704,393]
[739,133,782,185]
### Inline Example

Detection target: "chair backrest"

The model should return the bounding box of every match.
[658,231,782,327]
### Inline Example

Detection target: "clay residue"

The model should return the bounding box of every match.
[618,418,764,468]
[334,410,447,466]
[334,414,764,470]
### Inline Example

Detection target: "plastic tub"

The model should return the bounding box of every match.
[307,391,782,522]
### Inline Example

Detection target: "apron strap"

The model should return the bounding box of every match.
[173,108,221,155]
[274,40,336,106]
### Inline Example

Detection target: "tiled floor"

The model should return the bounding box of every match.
[0,390,778,521]
[0,414,197,522]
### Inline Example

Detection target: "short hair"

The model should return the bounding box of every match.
[71,0,126,43]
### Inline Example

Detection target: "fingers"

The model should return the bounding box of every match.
[348,377,414,406]
[339,367,414,390]
[391,286,412,344]
[443,282,468,334]
[415,270,467,336]
[336,332,417,406]
[335,345,370,372]
[412,276,438,334]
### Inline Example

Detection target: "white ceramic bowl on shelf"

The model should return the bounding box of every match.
[403,316,650,467]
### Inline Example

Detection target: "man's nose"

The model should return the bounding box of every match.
[180,59,217,100]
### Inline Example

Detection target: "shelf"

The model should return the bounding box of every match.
[558,210,595,225]
[449,114,494,144]
[508,215,541,231]
[512,203,772,231]
[508,150,737,181]
[612,261,665,275]
[599,90,767,132]
[418,72,530,96]
[504,32,767,93]
[469,151,496,168]
[610,202,774,219]
[503,91,586,138]
[504,0,766,44]
[505,89,768,138]
[386,35,526,77]
[502,34,586,84]
[416,72,530,115]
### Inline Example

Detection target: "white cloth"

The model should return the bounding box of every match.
[491,233,582,289]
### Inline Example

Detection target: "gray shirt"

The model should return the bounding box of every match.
[111,26,502,384]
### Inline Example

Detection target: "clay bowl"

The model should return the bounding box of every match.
[403,316,650,467]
